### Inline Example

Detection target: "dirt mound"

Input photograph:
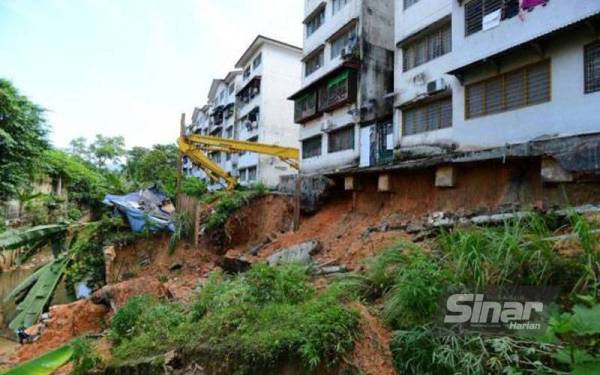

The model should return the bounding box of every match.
[231,196,407,270]
[92,276,169,310]
[350,303,395,375]
[108,234,218,284]
[8,299,108,364]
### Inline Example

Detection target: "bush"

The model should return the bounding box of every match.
[204,185,267,230]
[109,295,189,360]
[182,176,207,199]
[190,264,359,373]
[71,337,103,374]
[108,264,358,372]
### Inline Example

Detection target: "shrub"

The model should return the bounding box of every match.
[189,264,359,373]
[71,337,103,374]
[204,185,267,230]
[109,295,189,360]
[182,176,207,199]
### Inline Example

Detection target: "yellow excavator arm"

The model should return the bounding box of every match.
[178,134,300,190]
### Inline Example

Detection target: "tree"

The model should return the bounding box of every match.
[125,144,179,197]
[0,79,49,199]
[89,134,126,168]
[68,137,90,160]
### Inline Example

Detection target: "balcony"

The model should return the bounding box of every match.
[294,92,319,123]
[319,69,357,112]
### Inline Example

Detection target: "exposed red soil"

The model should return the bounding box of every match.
[349,302,395,375]
[227,196,408,271]
[92,276,170,310]
[8,299,108,365]
[109,234,218,284]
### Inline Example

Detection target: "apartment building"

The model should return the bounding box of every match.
[187,36,302,189]
[335,0,600,215]
[394,0,600,152]
[290,0,395,174]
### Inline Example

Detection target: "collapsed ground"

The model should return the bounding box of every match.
[3,190,600,374]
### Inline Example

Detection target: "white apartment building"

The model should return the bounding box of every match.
[290,0,395,175]
[187,36,303,189]
[394,0,600,152]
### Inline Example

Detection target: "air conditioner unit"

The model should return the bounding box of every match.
[427,78,447,95]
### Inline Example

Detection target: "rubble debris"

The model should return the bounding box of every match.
[169,262,183,272]
[91,276,170,311]
[103,185,175,233]
[221,254,252,273]
[311,265,348,275]
[266,240,322,266]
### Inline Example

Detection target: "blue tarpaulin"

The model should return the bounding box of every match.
[103,186,175,233]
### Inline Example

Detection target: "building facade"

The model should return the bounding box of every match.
[394,0,600,152]
[187,36,302,189]
[290,0,395,175]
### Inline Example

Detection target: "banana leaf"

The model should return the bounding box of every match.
[9,258,68,331]
[0,224,68,251]
[3,262,52,304]
[2,344,73,375]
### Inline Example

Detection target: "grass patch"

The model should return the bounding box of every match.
[109,264,359,373]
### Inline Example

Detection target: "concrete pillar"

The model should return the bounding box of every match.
[344,176,355,191]
[541,157,573,183]
[435,165,456,188]
[378,174,391,192]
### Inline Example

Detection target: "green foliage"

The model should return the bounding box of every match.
[168,212,193,254]
[71,337,102,375]
[391,326,564,375]
[205,184,267,230]
[42,149,112,210]
[439,214,563,289]
[110,264,358,373]
[189,264,357,373]
[0,79,49,200]
[181,176,207,199]
[2,343,73,375]
[569,212,600,293]
[109,295,189,360]
[0,224,68,251]
[124,144,179,198]
[9,258,68,331]
[88,134,126,168]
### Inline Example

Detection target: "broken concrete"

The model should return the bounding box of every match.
[266,240,322,266]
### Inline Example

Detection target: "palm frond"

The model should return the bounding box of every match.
[9,258,68,330]
[0,224,68,251]
[3,262,52,304]
[2,344,73,375]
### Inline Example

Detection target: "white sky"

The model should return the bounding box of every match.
[0,0,304,149]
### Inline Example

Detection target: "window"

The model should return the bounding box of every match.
[306,8,325,37]
[465,0,520,36]
[226,153,231,161]
[328,125,355,153]
[305,50,324,77]
[332,0,349,15]
[403,97,452,136]
[465,60,550,119]
[228,83,235,95]
[225,127,233,138]
[247,167,257,182]
[404,0,421,9]
[243,67,251,80]
[331,27,357,59]
[219,90,226,102]
[302,135,322,159]
[585,41,600,94]
[320,70,356,110]
[403,24,451,71]
[294,92,318,123]
[253,53,262,70]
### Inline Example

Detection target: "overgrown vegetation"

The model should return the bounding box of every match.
[204,183,267,230]
[109,264,359,373]
[338,212,600,374]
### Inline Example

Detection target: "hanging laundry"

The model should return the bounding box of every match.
[522,0,548,12]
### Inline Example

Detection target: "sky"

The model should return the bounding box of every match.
[0,0,304,149]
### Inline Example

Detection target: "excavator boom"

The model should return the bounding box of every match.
[178,134,300,190]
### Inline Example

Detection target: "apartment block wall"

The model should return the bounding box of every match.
[393,0,600,153]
